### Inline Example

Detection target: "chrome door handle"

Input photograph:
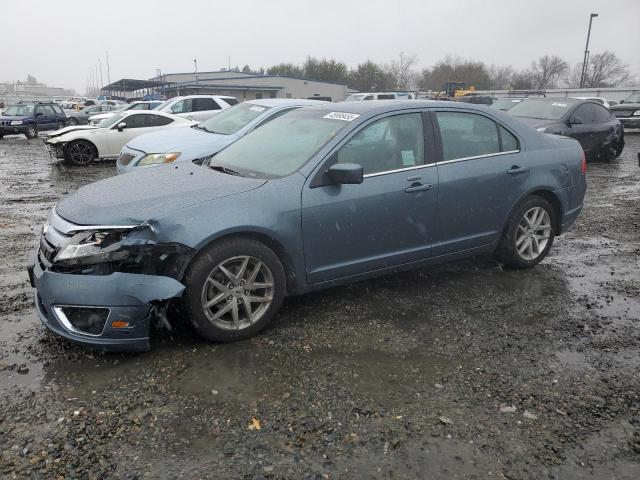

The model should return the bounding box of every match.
[507,166,529,175]
[405,183,433,193]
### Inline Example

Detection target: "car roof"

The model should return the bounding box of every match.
[297,99,492,115]
[168,95,237,101]
[244,98,330,107]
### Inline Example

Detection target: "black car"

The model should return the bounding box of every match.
[609,92,640,130]
[0,101,67,139]
[457,94,494,106]
[507,97,624,160]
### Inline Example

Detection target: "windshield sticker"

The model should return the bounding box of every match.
[551,102,567,107]
[249,106,265,112]
[323,112,361,121]
[401,150,416,167]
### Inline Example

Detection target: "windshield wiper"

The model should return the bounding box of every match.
[209,164,242,176]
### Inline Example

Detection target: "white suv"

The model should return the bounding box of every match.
[155,95,238,122]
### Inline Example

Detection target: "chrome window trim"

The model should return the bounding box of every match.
[53,305,110,337]
[363,163,436,178]
[50,208,138,234]
[436,150,520,166]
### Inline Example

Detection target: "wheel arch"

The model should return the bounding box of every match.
[502,188,563,237]
[188,230,301,296]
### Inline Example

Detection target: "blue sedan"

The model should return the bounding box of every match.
[28,101,587,350]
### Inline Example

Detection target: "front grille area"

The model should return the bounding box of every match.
[38,236,58,268]
[117,153,136,166]
[613,110,633,118]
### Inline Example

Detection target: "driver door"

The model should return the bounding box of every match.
[301,111,438,285]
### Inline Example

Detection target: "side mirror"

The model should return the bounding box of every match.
[570,116,583,125]
[327,163,363,185]
[117,122,127,132]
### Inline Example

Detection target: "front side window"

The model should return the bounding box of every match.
[211,109,351,178]
[436,112,500,161]
[171,99,192,114]
[336,113,425,175]
[120,114,147,128]
[3,105,35,116]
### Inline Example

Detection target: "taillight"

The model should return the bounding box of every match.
[580,150,587,174]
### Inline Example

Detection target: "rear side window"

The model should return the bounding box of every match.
[53,105,64,114]
[145,114,173,127]
[573,104,595,124]
[336,113,425,175]
[193,98,220,111]
[171,99,193,114]
[499,126,519,151]
[435,112,500,161]
[377,94,396,100]
[223,98,239,106]
[592,104,612,122]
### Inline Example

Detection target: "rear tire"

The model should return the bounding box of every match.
[64,140,97,166]
[495,195,556,269]
[182,237,286,342]
[25,124,38,139]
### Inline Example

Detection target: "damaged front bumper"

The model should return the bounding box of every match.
[27,208,194,351]
[28,251,185,351]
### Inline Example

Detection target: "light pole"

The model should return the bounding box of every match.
[579,13,598,88]
[194,59,198,92]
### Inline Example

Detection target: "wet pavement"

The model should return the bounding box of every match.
[0,133,639,479]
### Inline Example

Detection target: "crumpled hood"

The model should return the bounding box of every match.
[126,126,232,156]
[56,161,267,225]
[47,125,97,139]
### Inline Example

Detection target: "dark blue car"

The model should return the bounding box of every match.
[28,101,587,351]
[0,101,67,139]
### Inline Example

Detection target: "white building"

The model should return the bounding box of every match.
[149,70,349,102]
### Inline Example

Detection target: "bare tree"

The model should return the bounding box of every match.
[582,51,631,87]
[385,52,418,90]
[419,55,491,91]
[531,55,568,89]
[488,64,515,89]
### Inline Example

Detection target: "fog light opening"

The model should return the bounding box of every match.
[53,306,109,336]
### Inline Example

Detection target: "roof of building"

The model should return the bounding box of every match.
[102,78,172,92]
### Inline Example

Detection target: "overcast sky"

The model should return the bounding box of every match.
[4,0,639,92]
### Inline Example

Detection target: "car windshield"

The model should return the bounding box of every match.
[623,93,640,103]
[490,98,523,111]
[508,99,572,120]
[197,103,273,135]
[4,105,35,116]
[210,109,351,178]
[97,112,126,128]
[344,94,366,101]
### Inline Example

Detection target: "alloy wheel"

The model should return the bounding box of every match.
[516,207,552,261]
[69,142,94,165]
[200,255,275,330]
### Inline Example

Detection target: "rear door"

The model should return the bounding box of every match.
[590,103,616,150]
[35,105,55,129]
[432,109,526,256]
[567,104,596,154]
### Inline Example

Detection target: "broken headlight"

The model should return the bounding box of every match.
[54,230,131,266]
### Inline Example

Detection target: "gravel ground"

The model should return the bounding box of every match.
[0,133,639,479]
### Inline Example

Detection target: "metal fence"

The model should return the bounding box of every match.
[475,87,640,103]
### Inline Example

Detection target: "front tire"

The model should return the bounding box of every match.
[64,140,97,166]
[183,237,286,342]
[25,124,38,139]
[67,117,79,126]
[495,196,556,269]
